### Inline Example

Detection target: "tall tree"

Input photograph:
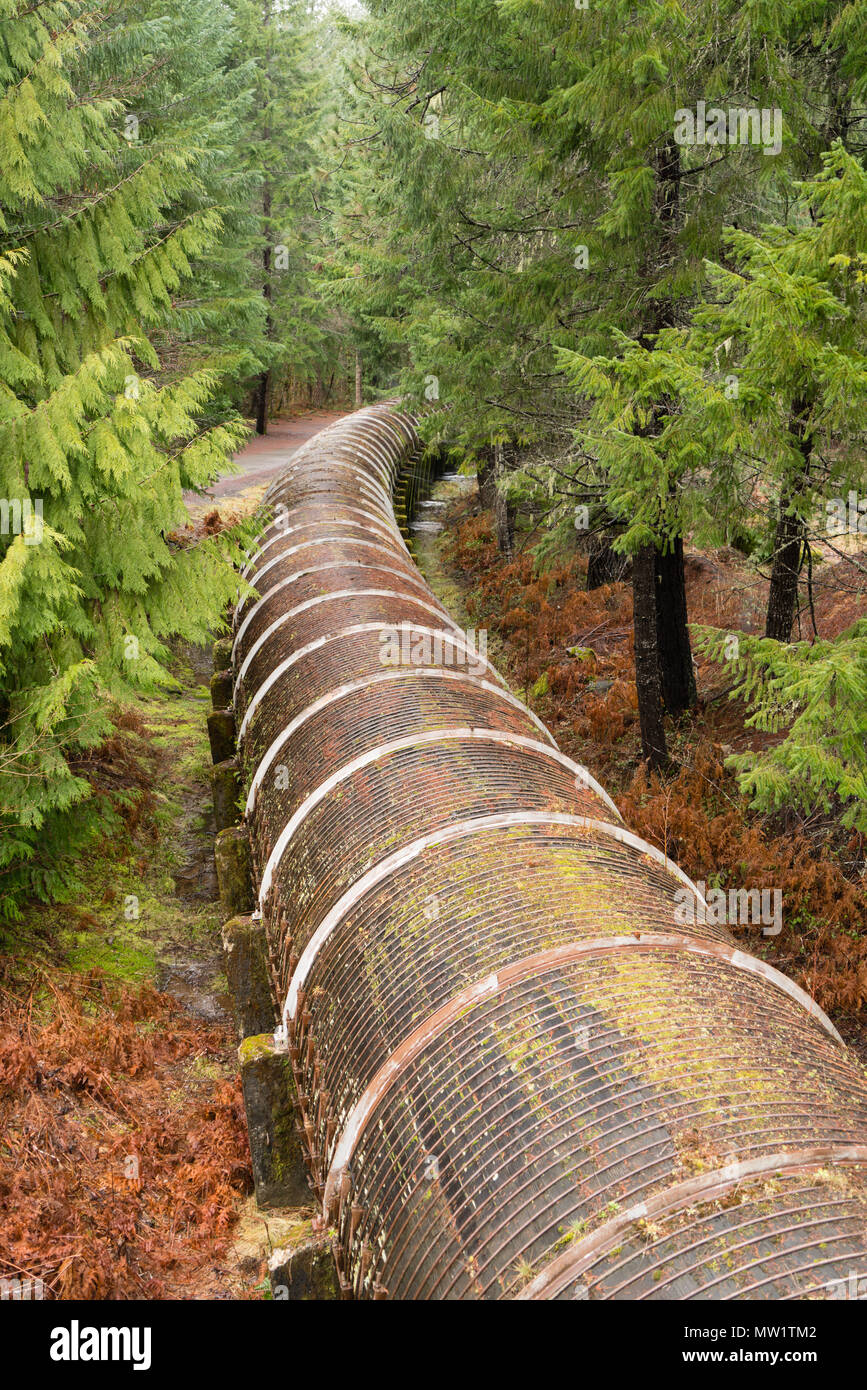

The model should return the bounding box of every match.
[230,0,324,431]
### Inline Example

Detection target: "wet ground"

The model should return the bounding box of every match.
[409,474,474,537]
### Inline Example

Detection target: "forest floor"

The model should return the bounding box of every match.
[0,646,289,1298]
[413,473,867,1061]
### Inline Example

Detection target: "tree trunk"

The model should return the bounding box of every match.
[255,187,273,433]
[492,443,515,556]
[654,538,696,714]
[477,444,515,554]
[765,404,811,642]
[765,497,805,642]
[476,448,496,511]
[494,490,515,557]
[633,544,669,770]
[587,531,629,589]
[354,350,362,408]
[256,20,273,437]
[254,368,270,436]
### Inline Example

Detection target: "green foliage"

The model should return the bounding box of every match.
[0,0,261,916]
[696,621,867,830]
[323,0,859,449]
[557,142,867,560]
[229,0,331,408]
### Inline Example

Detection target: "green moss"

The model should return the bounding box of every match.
[239,1033,277,1067]
[63,928,155,983]
[9,654,225,996]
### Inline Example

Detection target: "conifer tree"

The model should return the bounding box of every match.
[0,0,256,914]
[692,146,867,822]
[695,145,867,643]
[230,0,325,429]
[329,0,849,720]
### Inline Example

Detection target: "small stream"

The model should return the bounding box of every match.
[409,473,475,536]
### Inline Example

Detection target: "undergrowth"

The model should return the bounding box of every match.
[0,965,251,1299]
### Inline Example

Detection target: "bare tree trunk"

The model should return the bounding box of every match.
[254,367,270,436]
[765,404,811,642]
[255,15,273,437]
[654,537,696,714]
[354,350,362,408]
[254,189,272,435]
[587,532,629,589]
[492,442,515,556]
[633,544,669,770]
[765,498,806,642]
[494,491,515,557]
[477,443,515,554]
[476,448,496,511]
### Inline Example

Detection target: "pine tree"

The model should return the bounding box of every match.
[692,146,867,823]
[328,0,846,696]
[695,144,867,643]
[557,324,743,763]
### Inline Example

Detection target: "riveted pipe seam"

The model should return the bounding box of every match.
[257,728,626,906]
[231,556,431,657]
[237,620,510,742]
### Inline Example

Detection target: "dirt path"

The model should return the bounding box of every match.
[184,411,347,517]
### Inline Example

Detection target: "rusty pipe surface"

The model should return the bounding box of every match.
[233,403,867,1300]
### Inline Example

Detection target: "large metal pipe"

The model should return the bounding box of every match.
[233,404,867,1300]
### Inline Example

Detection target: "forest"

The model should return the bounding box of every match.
[1,0,867,1320]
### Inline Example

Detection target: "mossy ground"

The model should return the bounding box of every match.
[411,474,516,689]
[6,656,224,1001]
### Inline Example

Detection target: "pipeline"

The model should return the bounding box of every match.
[232,403,867,1300]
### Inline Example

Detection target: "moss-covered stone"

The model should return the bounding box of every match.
[239,1032,310,1208]
[212,636,233,671]
[210,668,234,711]
[215,825,253,917]
[207,706,235,764]
[222,914,275,1038]
[269,1235,339,1300]
[212,757,241,833]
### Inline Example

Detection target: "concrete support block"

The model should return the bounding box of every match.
[212,757,241,833]
[222,914,275,1038]
[207,706,235,764]
[210,668,233,711]
[215,825,253,917]
[269,1234,339,1301]
[239,1034,310,1209]
[213,635,233,672]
